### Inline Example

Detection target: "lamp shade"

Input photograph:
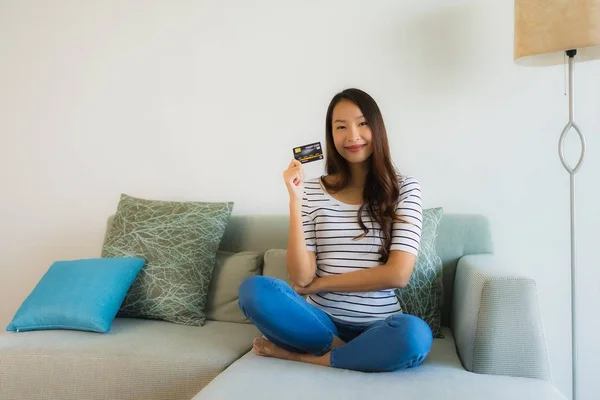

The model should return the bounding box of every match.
[514,0,600,66]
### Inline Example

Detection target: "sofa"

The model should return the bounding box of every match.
[0,213,566,400]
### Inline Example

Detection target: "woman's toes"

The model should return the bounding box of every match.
[252,337,293,360]
[252,337,269,356]
[254,337,271,354]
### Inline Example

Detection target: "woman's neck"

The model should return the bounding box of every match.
[347,162,369,189]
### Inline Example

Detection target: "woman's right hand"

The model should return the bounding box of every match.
[283,159,304,201]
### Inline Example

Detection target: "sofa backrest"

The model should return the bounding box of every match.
[218,213,493,327]
[104,212,493,327]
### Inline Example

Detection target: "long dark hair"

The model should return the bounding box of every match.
[321,88,402,262]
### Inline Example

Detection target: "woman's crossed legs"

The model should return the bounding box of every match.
[238,276,433,372]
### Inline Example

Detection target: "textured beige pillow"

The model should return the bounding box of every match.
[262,249,290,284]
[205,251,263,323]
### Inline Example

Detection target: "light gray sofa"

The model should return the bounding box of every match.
[0,214,566,400]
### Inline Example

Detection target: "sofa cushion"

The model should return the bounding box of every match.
[6,257,145,333]
[205,251,263,323]
[102,193,233,326]
[395,206,444,338]
[262,249,290,283]
[193,327,565,400]
[0,318,259,400]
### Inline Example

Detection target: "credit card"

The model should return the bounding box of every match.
[293,142,324,164]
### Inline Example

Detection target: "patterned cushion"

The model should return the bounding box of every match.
[395,207,444,338]
[102,194,233,326]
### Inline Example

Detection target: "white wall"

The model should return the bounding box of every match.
[1,0,598,398]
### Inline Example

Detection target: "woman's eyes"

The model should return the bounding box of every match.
[335,122,367,130]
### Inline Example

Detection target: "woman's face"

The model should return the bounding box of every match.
[331,99,373,164]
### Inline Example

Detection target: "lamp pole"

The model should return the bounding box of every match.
[557,48,587,400]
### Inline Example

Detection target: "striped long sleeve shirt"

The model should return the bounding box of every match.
[302,176,423,325]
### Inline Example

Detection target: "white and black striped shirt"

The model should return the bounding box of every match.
[302,176,423,326]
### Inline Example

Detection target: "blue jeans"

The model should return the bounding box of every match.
[238,276,433,372]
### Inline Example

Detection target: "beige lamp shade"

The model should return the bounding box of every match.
[514,0,600,66]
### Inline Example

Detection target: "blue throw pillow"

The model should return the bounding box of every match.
[6,257,145,333]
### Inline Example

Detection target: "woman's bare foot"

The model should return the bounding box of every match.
[252,336,340,367]
[331,336,345,349]
[252,337,294,360]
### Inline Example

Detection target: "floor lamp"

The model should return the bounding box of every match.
[513,1,600,399]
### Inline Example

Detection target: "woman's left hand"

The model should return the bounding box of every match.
[292,278,322,295]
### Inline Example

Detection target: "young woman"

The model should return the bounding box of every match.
[238,88,432,372]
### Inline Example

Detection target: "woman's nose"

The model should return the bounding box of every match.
[348,127,361,141]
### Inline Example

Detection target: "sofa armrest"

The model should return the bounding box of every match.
[452,254,551,380]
